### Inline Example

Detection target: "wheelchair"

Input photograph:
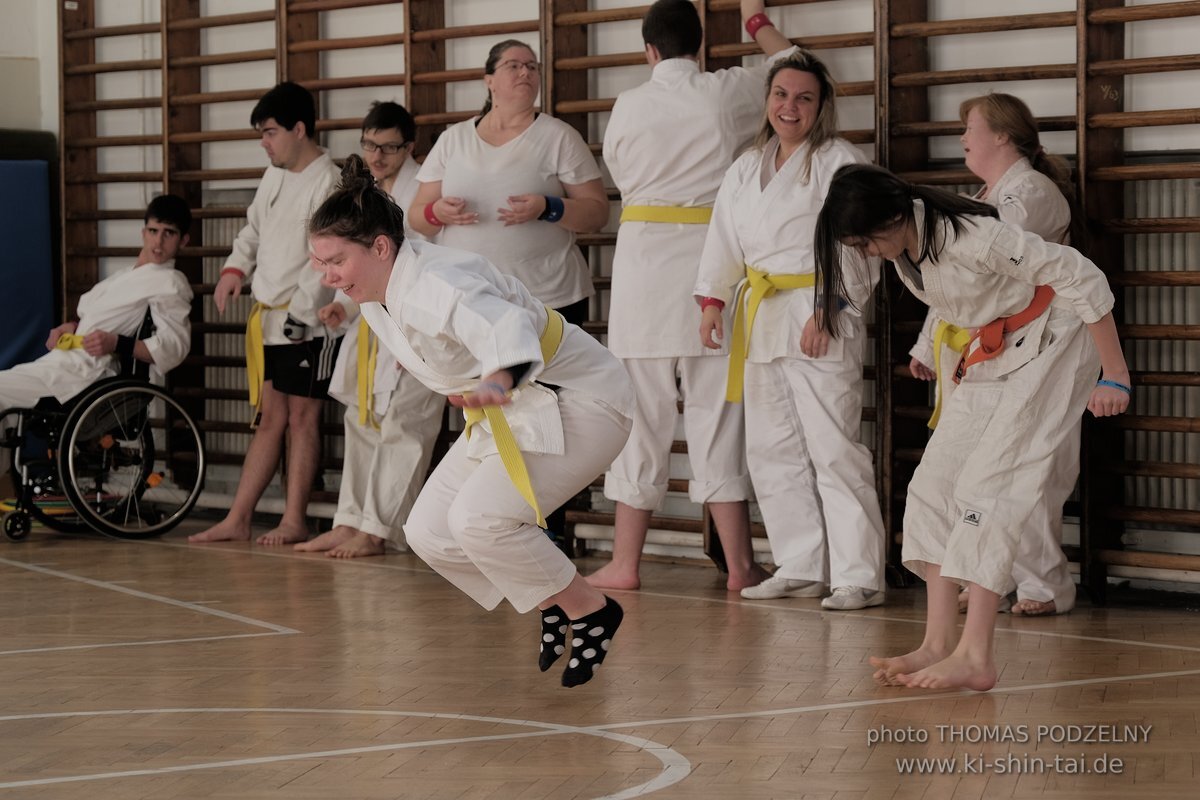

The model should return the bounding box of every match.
[1,316,206,541]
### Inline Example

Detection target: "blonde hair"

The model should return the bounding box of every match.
[752,51,839,182]
[959,93,1085,246]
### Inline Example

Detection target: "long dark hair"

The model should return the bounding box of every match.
[480,39,536,117]
[960,93,1086,248]
[308,154,406,252]
[813,163,999,336]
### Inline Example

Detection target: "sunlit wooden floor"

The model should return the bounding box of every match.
[2,519,1199,799]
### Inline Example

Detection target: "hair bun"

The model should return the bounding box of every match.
[339,153,375,191]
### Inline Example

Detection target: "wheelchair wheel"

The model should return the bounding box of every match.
[4,511,31,541]
[57,380,205,539]
[7,410,92,534]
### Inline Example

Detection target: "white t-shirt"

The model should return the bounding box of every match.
[415,114,601,308]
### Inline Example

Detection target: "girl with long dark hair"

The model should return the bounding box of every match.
[814,163,1130,690]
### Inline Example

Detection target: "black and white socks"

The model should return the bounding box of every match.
[560,596,624,688]
[539,605,568,672]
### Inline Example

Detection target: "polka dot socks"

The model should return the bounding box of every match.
[538,605,568,672]
[561,596,623,688]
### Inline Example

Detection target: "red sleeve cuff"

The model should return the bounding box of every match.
[699,297,725,311]
[220,267,246,279]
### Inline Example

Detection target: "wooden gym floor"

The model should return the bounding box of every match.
[1,520,1198,799]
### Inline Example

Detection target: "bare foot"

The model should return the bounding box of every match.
[727,563,773,592]
[256,520,310,546]
[329,531,387,559]
[869,645,948,687]
[294,525,357,553]
[188,517,251,543]
[1010,598,1056,617]
[894,652,998,691]
[957,588,970,613]
[584,562,640,591]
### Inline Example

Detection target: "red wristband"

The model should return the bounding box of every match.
[220,267,245,280]
[700,297,725,312]
[745,12,774,40]
[423,202,445,227]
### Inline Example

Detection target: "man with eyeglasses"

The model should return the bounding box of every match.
[296,101,444,559]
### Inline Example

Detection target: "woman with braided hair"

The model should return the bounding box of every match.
[308,155,635,688]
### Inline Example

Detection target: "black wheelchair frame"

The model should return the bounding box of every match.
[1,310,206,541]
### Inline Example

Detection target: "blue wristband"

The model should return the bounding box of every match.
[538,195,565,222]
[1097,379,1132,395]
[478,380,510,396]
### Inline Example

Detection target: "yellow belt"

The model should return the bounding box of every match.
[55,333,85,350]
[619,205,713,225]
[463,306,565,529]
[245,302,289,411]
[725,266,816,403]
[928,320,972,429]
[356,317,380,430]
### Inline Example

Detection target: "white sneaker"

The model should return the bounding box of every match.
[821,586,885,610]
[740,575,826,600]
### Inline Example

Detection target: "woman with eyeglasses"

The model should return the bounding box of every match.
[410,39,609,543]
[410,39,608,328]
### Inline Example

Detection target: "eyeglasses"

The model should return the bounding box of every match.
[360,139,408,155]
[495,59,540,74]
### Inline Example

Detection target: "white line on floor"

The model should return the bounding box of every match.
[0,707,690,799]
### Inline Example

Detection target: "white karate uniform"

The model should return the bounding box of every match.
[226,151,341,342]
[415,114,600,308]
[695,137,885,590]
[324,160,445,548]
[909,159,1078,611]
[601,47,797,510]
[361,240,635,612]
[897,202,1113,597]
[0,261,192,413]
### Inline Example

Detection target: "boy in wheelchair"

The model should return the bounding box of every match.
[1,195,196,537]
[0,194,193,414]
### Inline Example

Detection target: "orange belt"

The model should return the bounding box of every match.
[954,285,1055,383]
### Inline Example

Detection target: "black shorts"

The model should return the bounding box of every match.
[263,337,341,399]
